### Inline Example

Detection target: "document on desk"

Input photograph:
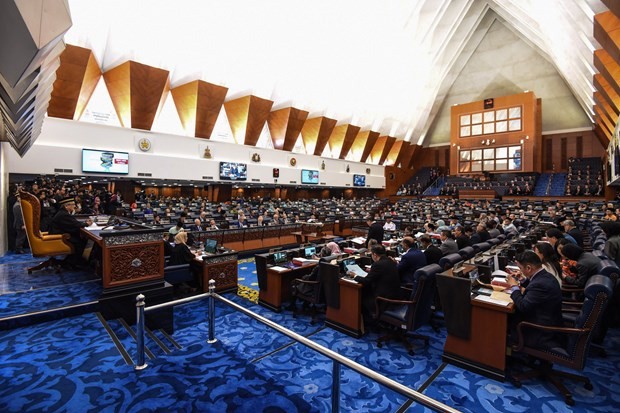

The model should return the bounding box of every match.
[84,223,104,231]
[474,294,511,307]
[269,266,289,272]
[351,237,366,245]
[346,263,367,278]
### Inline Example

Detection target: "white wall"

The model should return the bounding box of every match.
[3,117,386,189]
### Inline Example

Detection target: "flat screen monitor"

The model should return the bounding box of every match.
[273,251,288,264]
[82,149,129,174]
[353,174,366,187]
[220,162,247,181]
[301,169,319,184]
[205,239,217,253]
[304,246,316,258]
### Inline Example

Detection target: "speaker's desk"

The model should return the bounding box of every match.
[193,249,239,293]
[439,266,514,381]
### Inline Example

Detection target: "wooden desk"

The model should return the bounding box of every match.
[325,278,364,338]
[458,189,496,199]
[291,231,337,244]
[258,263,316,312]
[81,227,165,289]
[439,266,514,381]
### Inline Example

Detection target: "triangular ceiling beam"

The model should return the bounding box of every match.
[224,95,273,146]
[359,130,380,163]
[103,61,170,130]
[171,80,228,139]
[300,116,337,156]
[594,74,620,117]
[385,140,403,166]
[267,107,308,151]
[48,44,101,120]
[378,136,397,165]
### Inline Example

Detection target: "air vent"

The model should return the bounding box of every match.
[54,168,64,173]
[252,178,260,182]
[320,182,326,185]
[202,176,214,180]
[137,172,152,177]
[346,184,351,186]
[64,169,73,173]
[289,181,297,184]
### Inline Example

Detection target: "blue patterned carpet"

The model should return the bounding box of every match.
[1,254,619,411]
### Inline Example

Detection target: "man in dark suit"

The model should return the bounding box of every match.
[397,237,427,285]
[419,234,442,265]
[506,251,563,350]
[562,220,583,248]
[454,225,471,250]
[50,197,93,260]
[348,244,400,326]
[366,217,384,246]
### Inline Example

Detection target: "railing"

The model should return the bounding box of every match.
[134,280,460,413]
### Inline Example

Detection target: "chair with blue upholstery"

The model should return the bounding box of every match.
[375,264,442,355]
[511,275,614,406]
[487,238,501,246]
[438,253,463,271]
[458,246,475,260]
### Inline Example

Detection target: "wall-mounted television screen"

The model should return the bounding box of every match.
[301,169,319,184]
[220,162,247,180]
[353,174,366,187]
[82,149,129,174]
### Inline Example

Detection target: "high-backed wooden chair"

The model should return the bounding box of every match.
[19,190,73,274]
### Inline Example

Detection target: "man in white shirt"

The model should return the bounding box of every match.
[383,216,396,231]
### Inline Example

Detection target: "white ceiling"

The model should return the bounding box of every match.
[63,0,606,146]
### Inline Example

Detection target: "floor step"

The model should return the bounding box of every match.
[96,313,133,365]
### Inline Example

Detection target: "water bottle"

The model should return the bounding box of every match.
[469,269,479,285]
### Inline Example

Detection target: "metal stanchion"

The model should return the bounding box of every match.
[332,360,341,412]
[207,279,217,344]
[135,294,148,370]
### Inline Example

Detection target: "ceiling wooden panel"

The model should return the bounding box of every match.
[594,92,619,126]
[378,136,397,165]
[407,145,421,169]
[359,131,380,163]
[395,142,413,168]
[370,136,387,165]
[602,0,620,19]
[171,80,228,139]
[595,105,615,134]
[224,95,273,146]
[267,107,308,151]
[48,44,101,120]
[594,11,620,67]
[103,61,170,130]
[594,123,611,147]
[332,124,361,160]
[594,74,620,117]
[385,140,403,166]
[594,49,620,101]
[300,116,337,156]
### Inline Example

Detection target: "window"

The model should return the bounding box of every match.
[459,106,522,138]
[458,145,522,173]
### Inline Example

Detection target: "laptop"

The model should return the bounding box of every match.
[204,239,217,254]
[273,251,288,264]
[304,246,316,258]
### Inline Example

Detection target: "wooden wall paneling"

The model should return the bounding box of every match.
[129,62,170,131]
[576,136,583,159]
[385,140,403,166]
[594,74,620,115]
[370,136,387,165]
[594,11,620,67]
[594,123,612,147]
[561,138,568,169]
[544,137,553,170]
[300,116,337,156]
[359,131,380,163]
[337,124,361,159]
[267,107,308,151]
[170,80,228,139]
[224,95,273,146]
[378,136,396,165]
[406,145,421,169]
[594,49,620,101]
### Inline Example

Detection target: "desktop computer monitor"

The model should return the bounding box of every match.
[273,251,288,264]
[304,246,316,258]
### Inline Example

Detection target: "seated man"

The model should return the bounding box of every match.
[438,229,458,256]
[419,234,442,265]
[347,245,400,326]
[397,237,427,285]
[49,196,93,263]
[505,251,563,349]
[383,216,396,231]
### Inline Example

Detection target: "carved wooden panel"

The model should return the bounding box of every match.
[224,95,273,145]
[106,242,163,288]
[263,227,280,239]
[244,227,264,241]
[203,260,238,292]
[48,45,101,120]
[223,229,244,243]
[267,107,308,150]
[171,80,228,139]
